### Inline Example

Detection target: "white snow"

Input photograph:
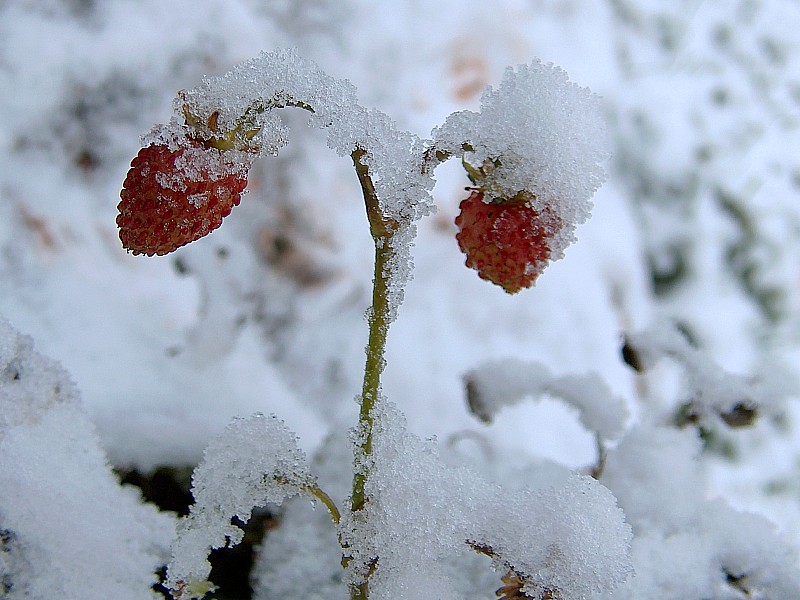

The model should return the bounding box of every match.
[166,413,313,597]
[339,402,632,600]
[1,1,800,599]
[464,358,629,442]
[0,317,174,599]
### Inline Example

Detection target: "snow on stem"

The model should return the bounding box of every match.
[346,147,401,600]
[350,147,396,513]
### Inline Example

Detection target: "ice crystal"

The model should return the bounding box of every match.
[147,48,441,321]
[172,49,436,229]
[599,425,800,598]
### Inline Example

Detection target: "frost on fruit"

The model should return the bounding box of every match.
[174,49,435,220]
[117,139,251,256]
[175,49,438,218]
[465,358,629,442]
[339,402,632,600]
[166,413,314,599]
[154,48,437,319]
[0,317,174,600]
[455,191,561,293]
[434,59,608,273]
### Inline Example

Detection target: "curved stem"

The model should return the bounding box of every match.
[591,433,607,480]
[198,96,316,151]
[198,98,394,598]
[304,483,341,525]
[176,89,463,600]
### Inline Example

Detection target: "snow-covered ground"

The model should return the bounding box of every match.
[2,1,800,599]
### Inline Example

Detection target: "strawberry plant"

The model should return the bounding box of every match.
[106,42,800,600]
[116,49,628,600]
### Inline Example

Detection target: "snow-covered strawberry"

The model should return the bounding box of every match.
[455,191,560,293]
[117,140,249,256]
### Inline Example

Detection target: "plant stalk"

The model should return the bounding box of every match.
[350,148,395,514]
[347,149,396,600]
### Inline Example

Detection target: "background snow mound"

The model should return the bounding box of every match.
[0,316,174,600]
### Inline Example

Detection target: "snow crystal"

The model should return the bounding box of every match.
[166,413,314,598]
[708,501,800,598]
[612,530,717,600]
[433,59,609,264]
[147,49,609,319]
[0,317,79,432]
[186,191,210,208]
[0,317,174,600]
[340,401,487,599]
[143,132,254,191]
[598,446,800,599]
[152,49,442,321]
[465,358,629,442]
[597,420,800,599]
[339,401,632,600]
[614,508,800,599]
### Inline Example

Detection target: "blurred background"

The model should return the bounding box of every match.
[1,0,800,564]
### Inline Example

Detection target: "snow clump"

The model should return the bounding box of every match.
[599,424,800,598]
[433,59,609,265]
[339,402,632,600]
[464,358,629,443]
[0,316,174,600]
[166,413,314,598]
[625,321,797,426]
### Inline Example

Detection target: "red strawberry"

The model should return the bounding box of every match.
[117,141,248,256]
[455,191,559,293]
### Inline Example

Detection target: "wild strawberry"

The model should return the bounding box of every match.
[455,191,559,293]
[117,141,249,256]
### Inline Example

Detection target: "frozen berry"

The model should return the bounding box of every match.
[117,141,248,256]
[455,191,559,293]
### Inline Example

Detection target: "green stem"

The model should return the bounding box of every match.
[183,95,446,600]
[351,581,370,600]
[199,96,315,151]
[304,483,341,525]
[350,230,393,511]
[346,149,396,600]
[273,474,341,525]
[350,149,395,515]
